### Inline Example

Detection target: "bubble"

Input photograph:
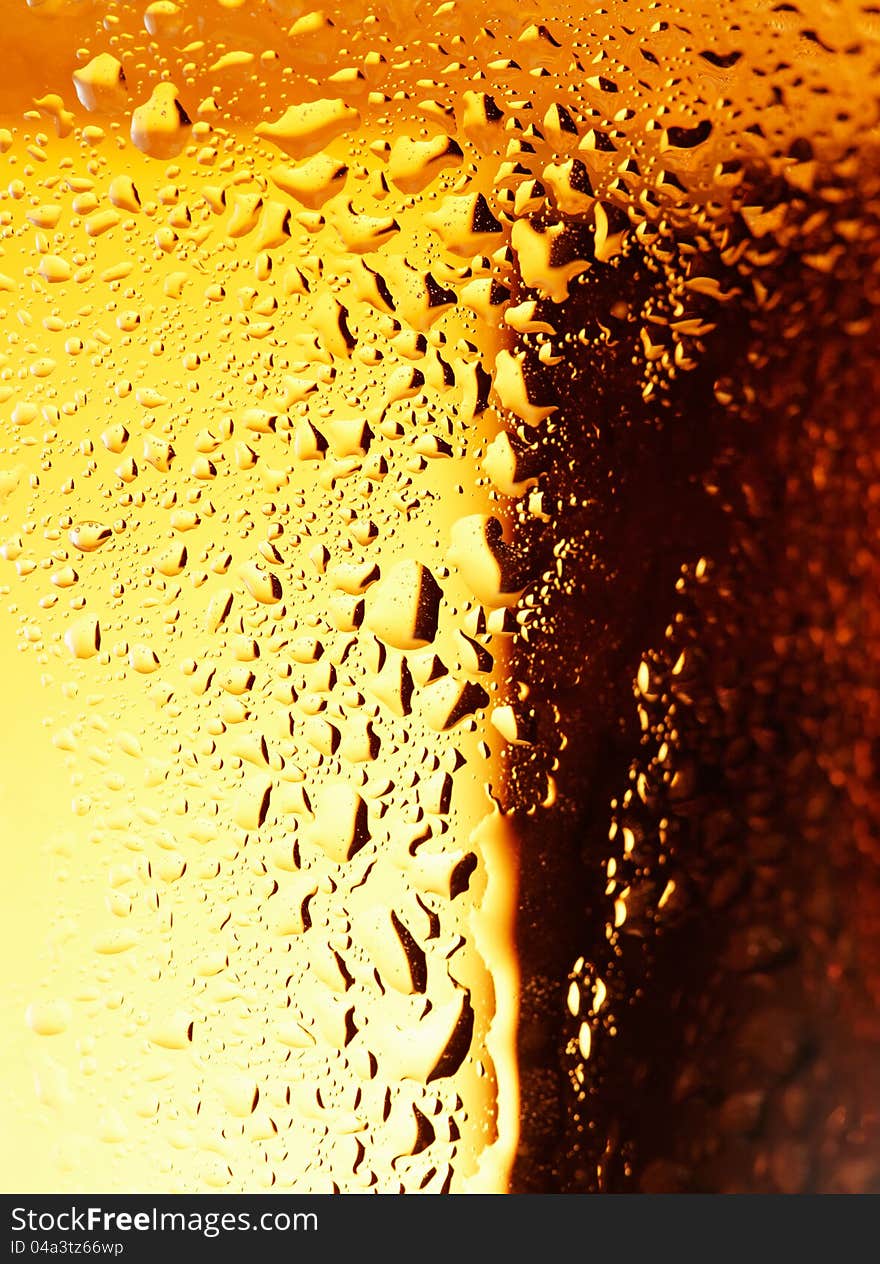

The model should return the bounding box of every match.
[448,515,525,609]
[148,1012,194,1051]
[239,560,283,606]
[256,100,360,161]
[306,784,369,864]
[38,255,72,283]
[143,2,184,39]
[130,83,191,160]
[26,1000,72,1036]
[129,644,160,674]
[365,561,442,651]
[72,54,127,114]
[64,616,100,659]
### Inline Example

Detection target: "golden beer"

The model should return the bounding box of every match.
[1,0,878,1194]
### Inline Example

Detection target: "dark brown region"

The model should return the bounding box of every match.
[506,168,880,1193]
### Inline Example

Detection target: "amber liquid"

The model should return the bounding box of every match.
[2,0,878,1195]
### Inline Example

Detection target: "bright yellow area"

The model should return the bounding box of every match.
[0,0,522,1194]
